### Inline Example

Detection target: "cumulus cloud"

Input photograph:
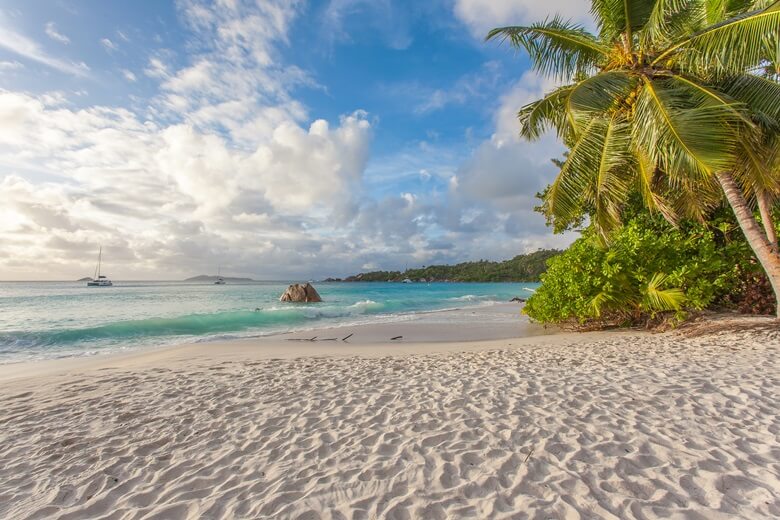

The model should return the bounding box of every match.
[349,71,575,269]
[0,86,374,279]
[0,0,575,280]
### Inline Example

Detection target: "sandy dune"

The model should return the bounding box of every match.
[1,321,779,519]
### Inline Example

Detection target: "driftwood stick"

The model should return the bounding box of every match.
[342,333,354,341]
[524,447,534,463]
[391,335,403,341]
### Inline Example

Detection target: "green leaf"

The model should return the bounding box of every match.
[642,272,686,311]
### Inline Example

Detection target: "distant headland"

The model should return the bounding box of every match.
[183,275,255,282]
[327,249,560,283]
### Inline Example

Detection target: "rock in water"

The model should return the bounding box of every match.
[279,283,322,303]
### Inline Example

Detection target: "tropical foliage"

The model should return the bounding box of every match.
[488,0,780,317]
[523,210,770,325]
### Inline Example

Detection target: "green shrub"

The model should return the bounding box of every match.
[523,213,753,326]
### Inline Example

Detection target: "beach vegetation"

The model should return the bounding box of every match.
[488,0,780,317]
[523,209,769,325]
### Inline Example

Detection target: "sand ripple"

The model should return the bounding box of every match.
[1,328,779,519]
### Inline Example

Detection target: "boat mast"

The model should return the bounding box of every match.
[94,246,102,279]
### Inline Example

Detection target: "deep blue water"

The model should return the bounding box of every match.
[0,281,536,363]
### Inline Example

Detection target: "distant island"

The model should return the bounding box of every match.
[183,275,255,282]
[76,277,93,282]
[328,249,560,283]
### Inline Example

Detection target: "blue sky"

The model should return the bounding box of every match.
[0,0,590,280]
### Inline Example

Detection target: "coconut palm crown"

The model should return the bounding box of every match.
[488,0,780,316]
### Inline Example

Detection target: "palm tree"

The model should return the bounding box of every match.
[488,0,780,317]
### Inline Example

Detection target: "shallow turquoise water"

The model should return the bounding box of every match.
[0,281,536,362]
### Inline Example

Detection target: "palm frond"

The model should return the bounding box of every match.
[567,70,636,131]
[667,175,724,220]
[634,148,679,223]
[721,73,780,128]
[633,77,739,179]
[518,84,576,141]
[667,73,755,126]
[593,116,634,233]
[642,272,686,312]
[546,118,606,222]
[653,1,780,77]
[732,136,780,194]
[486,17,608,80]
[546,115,633,232]
[590,290,619,317]
[592,0,656,42]
[642,0,699,48]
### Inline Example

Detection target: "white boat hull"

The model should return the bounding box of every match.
[87,280,113,287]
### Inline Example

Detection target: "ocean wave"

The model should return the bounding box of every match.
[447,294,485,302]
[0,301,399,350]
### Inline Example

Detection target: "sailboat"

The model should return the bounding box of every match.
[214,265,226,285]
[87,246,113,287]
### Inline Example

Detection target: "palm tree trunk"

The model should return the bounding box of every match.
[716,172,780,318]
[757,190,778,254]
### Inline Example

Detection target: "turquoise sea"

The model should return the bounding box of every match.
[0,281,536,363]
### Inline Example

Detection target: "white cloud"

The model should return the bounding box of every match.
[0,85,372,279]
[0,15,89,76]
[45,22,70,44]
[100,38,117,51]
[144,57,168,78]
[383,61,505,115]
[322,0,413,50]
[0,60,23,71]
[454,0,593,37]
[0,0,575,280]
[121,69,137,82]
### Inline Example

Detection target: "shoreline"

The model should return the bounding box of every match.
[0,303,567,386]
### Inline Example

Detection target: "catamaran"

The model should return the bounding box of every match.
[214,265,226,285]
[87,246,113,287]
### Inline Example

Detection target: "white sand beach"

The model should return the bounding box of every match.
[1,305,778,519]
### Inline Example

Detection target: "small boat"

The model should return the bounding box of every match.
[214,265,226,285]
[402,278,413,284]
[87,247,113,287]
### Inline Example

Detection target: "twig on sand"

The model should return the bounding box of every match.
[391,335,403,341]
[285,336,318,342]
[524,447,534,463]
[342,333,354,341]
